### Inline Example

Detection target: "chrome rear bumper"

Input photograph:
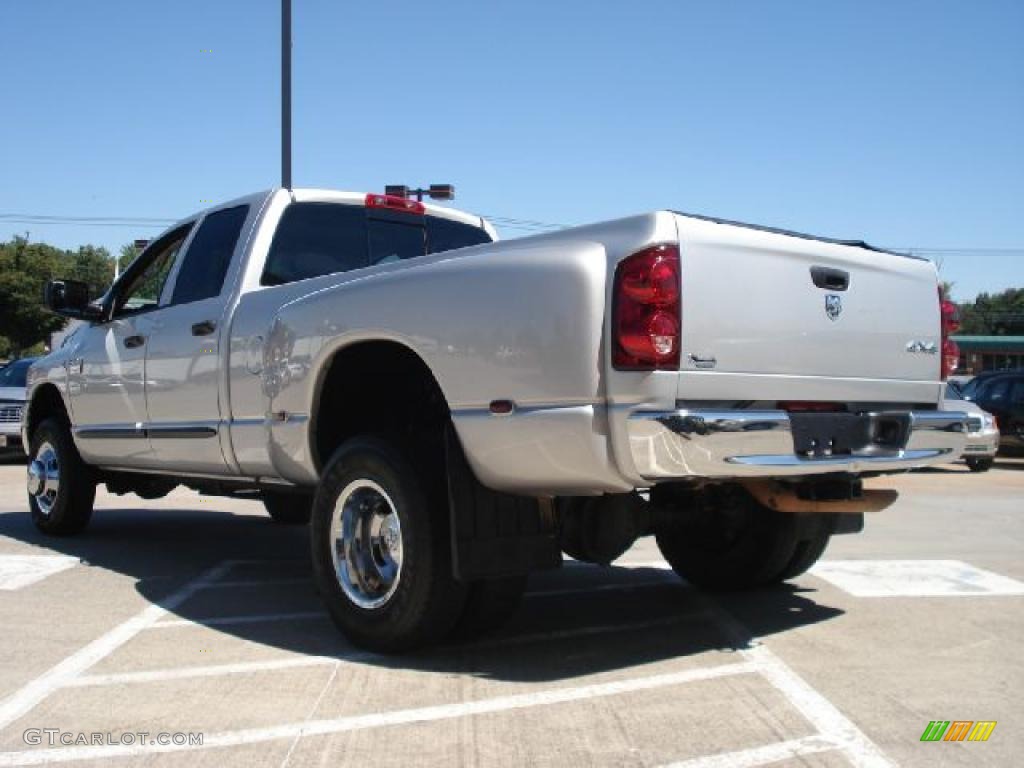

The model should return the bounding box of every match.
[627,409,968,479]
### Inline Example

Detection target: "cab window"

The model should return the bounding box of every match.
[113,224,193,317]
[170,205,249,305]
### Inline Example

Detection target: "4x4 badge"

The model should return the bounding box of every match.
[825,294,842,321]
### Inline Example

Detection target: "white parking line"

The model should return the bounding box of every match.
[0,662,759,766]
[0,561,232,732]
[67,656,350,687]
[150,610,327,628]
[690,591,894,768]
[525,576,678,598]
[199,578,310,589]
[811,559,1024,597]
[0,557,894,768]
[740,644,892,767]
[586,561,894,768]
[657,734,841,768]
[0,555,79,591]
[69,613,711,688]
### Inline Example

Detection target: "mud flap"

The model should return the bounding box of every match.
[445,425,561,581]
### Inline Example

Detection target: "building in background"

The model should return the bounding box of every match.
[953,336,1024,374]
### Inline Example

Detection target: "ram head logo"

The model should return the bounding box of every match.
[825,294,842,321]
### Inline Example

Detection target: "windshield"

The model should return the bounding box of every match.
[944,381,964,400]
[0,359,35,388]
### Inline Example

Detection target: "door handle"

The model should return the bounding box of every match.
[191,320,217,337]
[810,266,850,291]
[123,335,145,349]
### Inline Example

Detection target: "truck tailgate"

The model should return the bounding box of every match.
[673,213,941,387]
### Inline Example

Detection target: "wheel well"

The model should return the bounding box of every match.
[26,383,70,439]
[312,341,450,472]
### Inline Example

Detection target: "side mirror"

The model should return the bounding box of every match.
[43,279,103,321]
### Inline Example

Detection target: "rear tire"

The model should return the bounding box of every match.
[655,485,829,590]
[774,515,832,581]
[310,436,466,652]
[965,457,994,473]
[27,417,95,536]
[263,491,313,525]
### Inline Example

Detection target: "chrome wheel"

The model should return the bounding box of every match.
[330,479,404,609]
[27,441,60,517]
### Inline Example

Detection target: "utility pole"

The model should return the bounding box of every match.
[282,0,292,190]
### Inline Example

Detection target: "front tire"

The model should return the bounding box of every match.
[655,485,830,590]
[965,457,994,473]
[27,417,95,536]
[310,436,466,652]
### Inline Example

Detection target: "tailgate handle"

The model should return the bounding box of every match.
[810,266,849,292]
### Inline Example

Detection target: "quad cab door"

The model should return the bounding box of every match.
[68,224,193,467]
[143,204,252,474]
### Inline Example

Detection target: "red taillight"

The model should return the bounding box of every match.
[613,244,681,370]
[941,337,960,379]
[364,193,425,215]
[938,286,960,379]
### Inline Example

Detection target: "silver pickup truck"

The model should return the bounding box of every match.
[25,188,967,650]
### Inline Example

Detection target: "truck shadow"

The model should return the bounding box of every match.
[0,504,843,683]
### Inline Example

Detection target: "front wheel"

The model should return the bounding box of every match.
[965,457,994,473]
[27,418,96,536]
[310,436,466,652]
[655,485,831,591]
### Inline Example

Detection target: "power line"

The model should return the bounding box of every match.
[2,210,1023,254]
[896,247,1024,254]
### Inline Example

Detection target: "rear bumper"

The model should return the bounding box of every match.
[627,409,968,480]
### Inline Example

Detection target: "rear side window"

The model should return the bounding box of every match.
[263,203,368,285]
[171,205,249,305]
[426,216,492,254]
[366,214,491,265]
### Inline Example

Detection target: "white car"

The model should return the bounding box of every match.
[944,382,999,472]
[0,357,36,454]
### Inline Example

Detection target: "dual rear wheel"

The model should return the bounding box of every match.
[310,437,525,652]
[654,484,833,591]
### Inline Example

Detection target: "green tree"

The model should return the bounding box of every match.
[0,237,68,356]
[65,245,115,299]
[958,288,1024,336]
[118,243,140,276]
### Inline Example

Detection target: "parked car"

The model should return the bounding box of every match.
[0,357,38,454]
[24,188,969,651]
[963,371,1024,452]
[943,382,999,471]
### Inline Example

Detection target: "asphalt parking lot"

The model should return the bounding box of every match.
[0,456,1021,767]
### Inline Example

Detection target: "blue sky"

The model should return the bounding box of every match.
[2,0,1021,301]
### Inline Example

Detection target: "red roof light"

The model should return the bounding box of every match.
[365,193,425,215]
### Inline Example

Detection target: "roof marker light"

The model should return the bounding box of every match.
[365,193,425,215]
